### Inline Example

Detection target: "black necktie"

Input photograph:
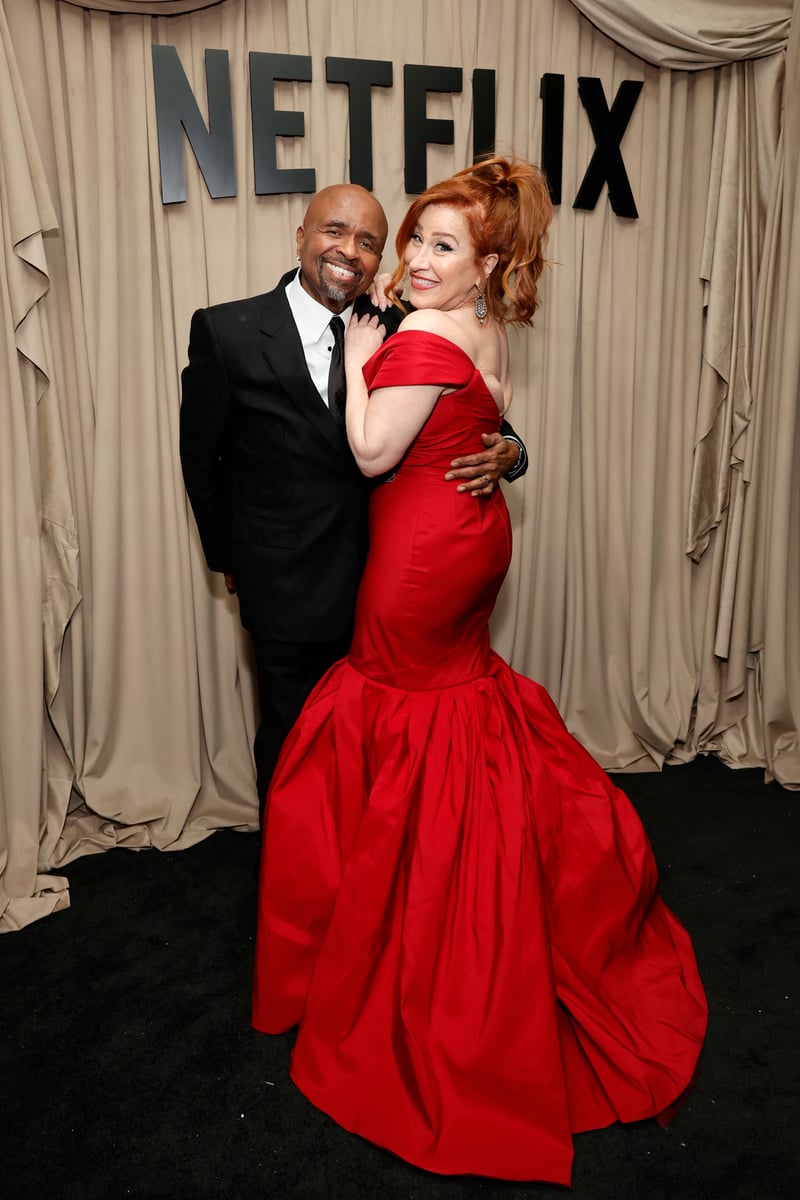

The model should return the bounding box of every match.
[328,316,346,422]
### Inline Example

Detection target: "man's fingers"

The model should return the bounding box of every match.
[446,463,499,482]
[456,474,494,496]
[450,454,482,468]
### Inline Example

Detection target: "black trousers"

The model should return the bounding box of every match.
[249,629,353,819]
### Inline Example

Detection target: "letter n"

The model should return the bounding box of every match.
[152,45,236,204]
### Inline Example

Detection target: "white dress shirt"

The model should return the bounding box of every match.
[285,270,354,409]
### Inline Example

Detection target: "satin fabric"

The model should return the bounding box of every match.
[252,332,707,1184]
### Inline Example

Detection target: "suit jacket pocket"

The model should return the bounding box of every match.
[230,511,297,549]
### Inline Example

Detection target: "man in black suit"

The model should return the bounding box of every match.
[180,184,526,808]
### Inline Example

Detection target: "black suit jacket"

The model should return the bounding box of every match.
[179,270,525,644]
[180,272,400,642]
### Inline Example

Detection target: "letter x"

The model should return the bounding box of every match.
[574,77,643,218]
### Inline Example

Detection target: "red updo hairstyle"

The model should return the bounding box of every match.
[389,155,553,326]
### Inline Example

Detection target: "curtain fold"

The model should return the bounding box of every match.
[744,3,800,785]
[568,0,790,69]
[0,3,74,930]
[685,54,784,764]
[686,55,783,570]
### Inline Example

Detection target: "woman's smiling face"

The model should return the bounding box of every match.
[403,204,494,314]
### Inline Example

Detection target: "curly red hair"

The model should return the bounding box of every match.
[390,156,553,326]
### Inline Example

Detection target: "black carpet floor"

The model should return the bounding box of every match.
[2,755,797,1200]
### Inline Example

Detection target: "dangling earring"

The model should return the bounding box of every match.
[474,286,487,325]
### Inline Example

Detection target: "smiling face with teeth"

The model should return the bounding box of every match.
[296,185,388,313]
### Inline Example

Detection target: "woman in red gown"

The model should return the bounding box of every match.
[251,157,707,1186]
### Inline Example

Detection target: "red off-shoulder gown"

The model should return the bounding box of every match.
[251,331,707,1185]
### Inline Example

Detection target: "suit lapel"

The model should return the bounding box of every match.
[258,277,347,456]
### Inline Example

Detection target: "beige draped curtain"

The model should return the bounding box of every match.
[569,0,790,67]
[0,3,71,928]
[567,0,798,778]
[1,0,798,931]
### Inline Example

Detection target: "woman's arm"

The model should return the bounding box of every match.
[344,315,442,478]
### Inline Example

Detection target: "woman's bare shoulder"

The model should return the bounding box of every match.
[397,309,474,356]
